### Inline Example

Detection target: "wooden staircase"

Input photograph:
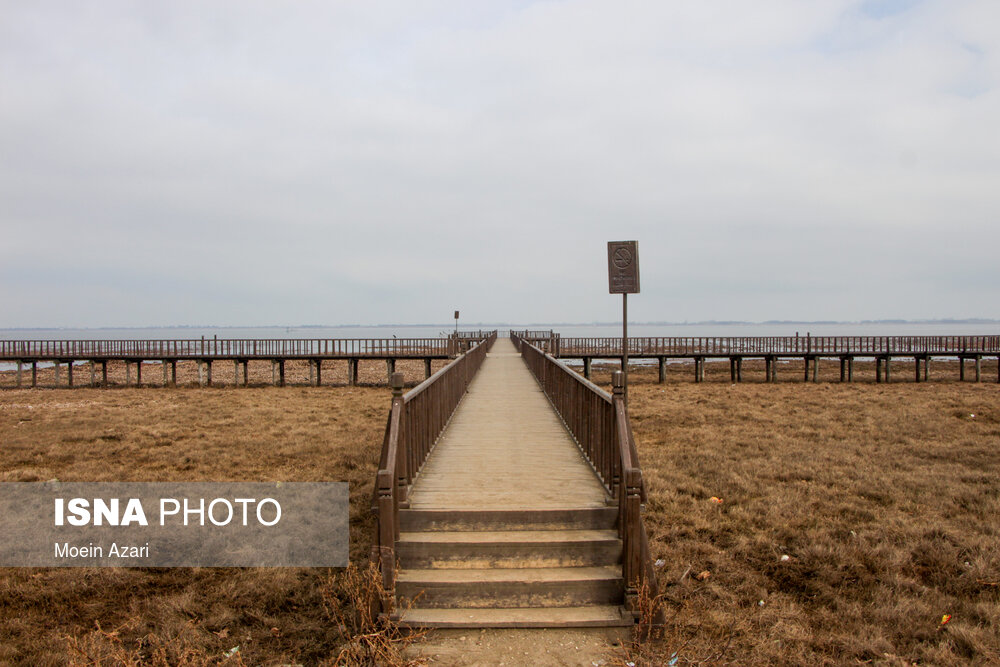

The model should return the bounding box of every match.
[394,508,632,628]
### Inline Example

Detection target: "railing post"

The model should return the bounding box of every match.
[391,372,407,510]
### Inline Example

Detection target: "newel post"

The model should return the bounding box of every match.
[611,372,624,501]
[391,372,407,514]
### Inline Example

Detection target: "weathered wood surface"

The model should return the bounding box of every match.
[407,338,609,510]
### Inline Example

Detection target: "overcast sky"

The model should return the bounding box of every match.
[1,1,997,327]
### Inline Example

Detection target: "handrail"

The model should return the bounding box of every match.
[371,331,497,603]
[513,332,661,627]
[0,337,458,359]
[553,335,1000,356]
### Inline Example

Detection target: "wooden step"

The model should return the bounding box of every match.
[396,530,621,569]
[399,507,617,532]
[396,605,634,628]
[396,566,623,608]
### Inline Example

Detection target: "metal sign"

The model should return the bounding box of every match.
[608,241,639,294]
[454,311,459,320]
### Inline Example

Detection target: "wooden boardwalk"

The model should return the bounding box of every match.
[407,338,609,511]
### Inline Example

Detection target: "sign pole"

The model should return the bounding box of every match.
[607,240,639,409]
[622,292,628,405]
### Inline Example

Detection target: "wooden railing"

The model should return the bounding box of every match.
[0,337,456,359]
[514,333,661,625]
[372,331,497,604]
[556,335,1000,356]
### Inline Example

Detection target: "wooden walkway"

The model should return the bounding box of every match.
[407,338,609,510]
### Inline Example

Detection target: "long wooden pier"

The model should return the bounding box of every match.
[529,333,1000,384]
[0,334,492,388]
[372,333,660,629]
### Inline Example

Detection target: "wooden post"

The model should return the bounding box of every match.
[915,358,921,383]
[840,357,846,382]
[309,360,315,385]
[924,357,930,381]
[694,357,702,383]
[885,356,892,383]
[765,357,771,383]
[812,356,818,382]
[32,361,38,388]
[348,359,358,386]
[737,357,743,382]
[803,357,809,382]
[583,357,592,379]
[387,358,396,384]
[234,360,240,386]
[205,360,212,386]
[271,360,277,386]
[68,361,74,387]
[278,360,285,387]
[169,361,176,386]
[658,357,666,384]
[54,361,61,386]
[315,359,322,386]
[730,357,736,383]
[163,361,169,386]
[198,361,204,387]
[975,355,982,382]
[424,358,432,379]
[16,361,22,388]
[101,361,107,387]
[960,357,965,382]
[242,361,248,386]
[876,357,883,383]
[847,357,854,383]
[126,361,132,387]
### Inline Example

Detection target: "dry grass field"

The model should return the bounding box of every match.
[1,358,998,664]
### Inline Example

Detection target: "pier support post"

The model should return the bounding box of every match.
[206,360,212,386]
[840,357,847,382]
[876,357,882,383]
[90,361,96,387]
[960,357,966,382]
[278,360,285,387]
[386,358,396,384]
[885,356,892,383]
[730,358,736,383]
[583,358,592,380]
[348,359,358,386]
[975,355,982,382]
[101,361,107,387]
[127,362,132,387]
[803,358,809,382]
[309,360,315,386]
[694,357,704,383]
[54,361,61,386]
[16,361,22,388]
[135,361,141,386]
[424,358,432,379]
[658,357,666,384]
[925,357,930,381]
[765,357,771,383]
[163,361,169,386]
[242,361,248,386]
[915,358,921,383]
[234,360,241,386]
[847,357,854,383]
[812,357,818,383]
[315,360,322,386]
[737,357,743,382]
[32,362,38,388]
[198,361,204,387]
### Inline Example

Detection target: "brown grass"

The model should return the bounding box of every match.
[2,361,999,665]
[610,365,1000,665]
[0,386,390,665]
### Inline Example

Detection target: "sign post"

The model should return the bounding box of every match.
[607,241,639,404]
[454,310,459,338]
